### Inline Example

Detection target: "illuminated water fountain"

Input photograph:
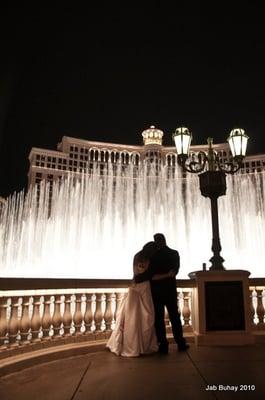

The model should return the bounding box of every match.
[0,163,264,279]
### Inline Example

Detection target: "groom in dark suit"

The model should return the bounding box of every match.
[134,233,189,353]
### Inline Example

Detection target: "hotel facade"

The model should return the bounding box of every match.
[27,126,265,189]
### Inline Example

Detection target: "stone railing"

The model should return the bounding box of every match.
[0,279,193,356]
[0,278,265,359]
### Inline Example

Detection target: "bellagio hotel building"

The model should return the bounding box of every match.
[27,126,265,192]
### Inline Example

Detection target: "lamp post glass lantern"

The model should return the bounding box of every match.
[173,127,192,163]
[227,128,249,161]
[173,127,249,271]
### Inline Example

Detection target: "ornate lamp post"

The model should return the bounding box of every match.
[172,127,249,271]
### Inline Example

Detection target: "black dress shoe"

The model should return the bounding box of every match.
[178,344,190,351]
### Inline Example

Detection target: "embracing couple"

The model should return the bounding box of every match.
[106,233,189,357]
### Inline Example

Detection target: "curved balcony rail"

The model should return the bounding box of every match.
[0,278,265,361]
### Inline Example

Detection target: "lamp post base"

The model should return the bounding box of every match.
[209,254,225,271]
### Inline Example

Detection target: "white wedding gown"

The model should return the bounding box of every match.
[106,258,158,357]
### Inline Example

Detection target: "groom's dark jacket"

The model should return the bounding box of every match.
[134,246,180,284]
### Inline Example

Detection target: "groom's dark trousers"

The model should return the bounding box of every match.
[151,278,184,348]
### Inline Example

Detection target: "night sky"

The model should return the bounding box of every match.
[1,5,265,196]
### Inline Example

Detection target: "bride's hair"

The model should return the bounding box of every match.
[142,241,157,258]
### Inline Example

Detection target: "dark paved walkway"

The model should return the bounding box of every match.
[0,343,265,400]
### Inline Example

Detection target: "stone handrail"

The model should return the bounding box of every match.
[0,278,195,291]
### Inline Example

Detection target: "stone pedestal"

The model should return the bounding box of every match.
[189,270,254,346]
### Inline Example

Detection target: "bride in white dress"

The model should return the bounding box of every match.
[106,242,174,357]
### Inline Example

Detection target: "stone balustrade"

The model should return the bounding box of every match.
[0,279,264,358]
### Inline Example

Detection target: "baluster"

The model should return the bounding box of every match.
[249,289,256,328]
[114,292,123,324]
[8,296,20,346]
[20,296,31,344]
[94,293,103,332]
[73,293,83,335]
[256,289,265,329]
[0,297,8,348]
[164,307,170,331]
[31,296,41,341]
[104,293,113,331]
[84,293,93,334]
[52,295,62,338]
[42,295,52,340]
[62,294,72,336]
[177,290,183,325]
[182,290,192,332]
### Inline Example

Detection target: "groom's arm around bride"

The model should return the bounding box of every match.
[134,238,179,283]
